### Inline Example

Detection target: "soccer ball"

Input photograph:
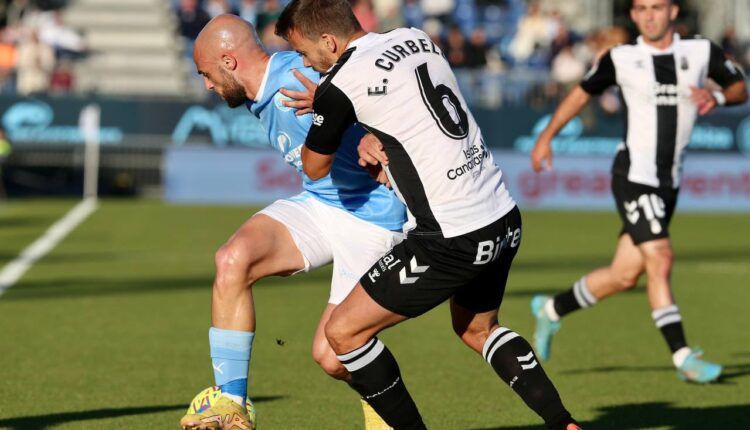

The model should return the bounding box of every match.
[186,386,256,418]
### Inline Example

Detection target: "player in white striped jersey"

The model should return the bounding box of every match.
[529,0,747,384]
[276,1,581,429]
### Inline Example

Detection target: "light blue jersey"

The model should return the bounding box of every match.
[246,51,405,231]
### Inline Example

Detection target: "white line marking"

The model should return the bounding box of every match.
[0,198,98,297]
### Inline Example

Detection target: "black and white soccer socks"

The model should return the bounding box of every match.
[551,276,598,320]
[337,338,426,430]
[652,304,691,367]
[483,327,575,430]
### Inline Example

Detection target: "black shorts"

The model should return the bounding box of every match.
[612,176,679,245]
[360,206,522,318]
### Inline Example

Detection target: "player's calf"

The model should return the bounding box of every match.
[336,337,426,430]
[483,327,578,430]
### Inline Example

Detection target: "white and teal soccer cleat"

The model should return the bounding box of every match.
[530,295,561,361]
[677,349,722,384]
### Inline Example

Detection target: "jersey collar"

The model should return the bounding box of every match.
[253,52,276,103]
[345,32,377,51]
[637,32,680,55]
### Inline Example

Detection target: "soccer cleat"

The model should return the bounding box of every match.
[361,399,393,430]
[530,295,561,361]
[677,348,722,384]
[180,396,255,430]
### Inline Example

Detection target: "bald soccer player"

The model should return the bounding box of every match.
[180,15,405,430]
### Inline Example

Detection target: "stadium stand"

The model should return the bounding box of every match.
[64,0,191,97]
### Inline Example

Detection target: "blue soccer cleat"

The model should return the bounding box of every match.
[677,348,722,384]
[530,295,561,361]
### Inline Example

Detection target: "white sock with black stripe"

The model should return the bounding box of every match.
[651,304,690,367]
[482,327,575,429]
[336,338,425,430]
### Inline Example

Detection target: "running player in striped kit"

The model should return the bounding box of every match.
[530,0,747,384]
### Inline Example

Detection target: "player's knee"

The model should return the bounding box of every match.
[644,248,673,276]
[214,242,256,291]
[452,321,492,354]
[312,348,348,379]
[323,317,349,353]
[614,272,639,291]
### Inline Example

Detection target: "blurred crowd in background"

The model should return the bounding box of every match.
[0,0,748,108]
[0,0,85,96]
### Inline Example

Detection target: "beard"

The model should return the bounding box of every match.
[219,69,248,108]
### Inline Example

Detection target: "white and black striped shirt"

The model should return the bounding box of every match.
[581,34,744,189]
[305,28,515,238]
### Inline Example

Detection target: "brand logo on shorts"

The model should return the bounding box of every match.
[368,254,401,283]
[474,227,521,265]
[399,256,429,285]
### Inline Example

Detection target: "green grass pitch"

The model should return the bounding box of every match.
[0,199,748,429]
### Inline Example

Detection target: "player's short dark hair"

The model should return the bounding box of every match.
[275,0,362,40]
[630,0,678,8]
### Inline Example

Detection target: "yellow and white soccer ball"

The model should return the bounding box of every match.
[186,385,256,419]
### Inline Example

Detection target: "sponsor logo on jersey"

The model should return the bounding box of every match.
[447,143,488,180]
[374,38,443,72]
[274,92,293,112]
[653,83,681,106]
[312,112,325,126]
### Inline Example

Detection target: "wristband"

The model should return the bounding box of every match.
[712,90,726,106]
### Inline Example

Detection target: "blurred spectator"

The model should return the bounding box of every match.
[402,0,424,29]
[205,0,234,18]
[260,20,289,53]
[373,0,403,31]
[721,26,741,62]
[256,0,282,33]
[49,57,74,94]
[421,18,443,47]
[420,0,454,24]
[0,32,16,94]
[5,0,32,28]
[177,0,211,41]
[351,0,379,33]
[16,29,54,95]
[551,42,585,86]
[508,1,554,62]
[444,24,468,68]
[466,27,489,69]
[238,0,259,26]
[38,10,87,59]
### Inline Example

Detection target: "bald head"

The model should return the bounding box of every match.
[194,14,263,60]
[193,15,269,108]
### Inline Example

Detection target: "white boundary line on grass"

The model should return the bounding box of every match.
[0,198,98,297]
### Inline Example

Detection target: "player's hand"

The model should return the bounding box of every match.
[358,133,389,167]
[690,86,717,116]
[531,137,553,173]
[365,163,392,188]
[280,69,317,116]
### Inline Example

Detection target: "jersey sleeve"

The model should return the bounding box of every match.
[580,50,617,95]
[304,81,358,155]
[707,42,745,87]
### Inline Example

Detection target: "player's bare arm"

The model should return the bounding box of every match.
[531,85,591,172]
[301,146,334,180]
[690,79,748,116]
